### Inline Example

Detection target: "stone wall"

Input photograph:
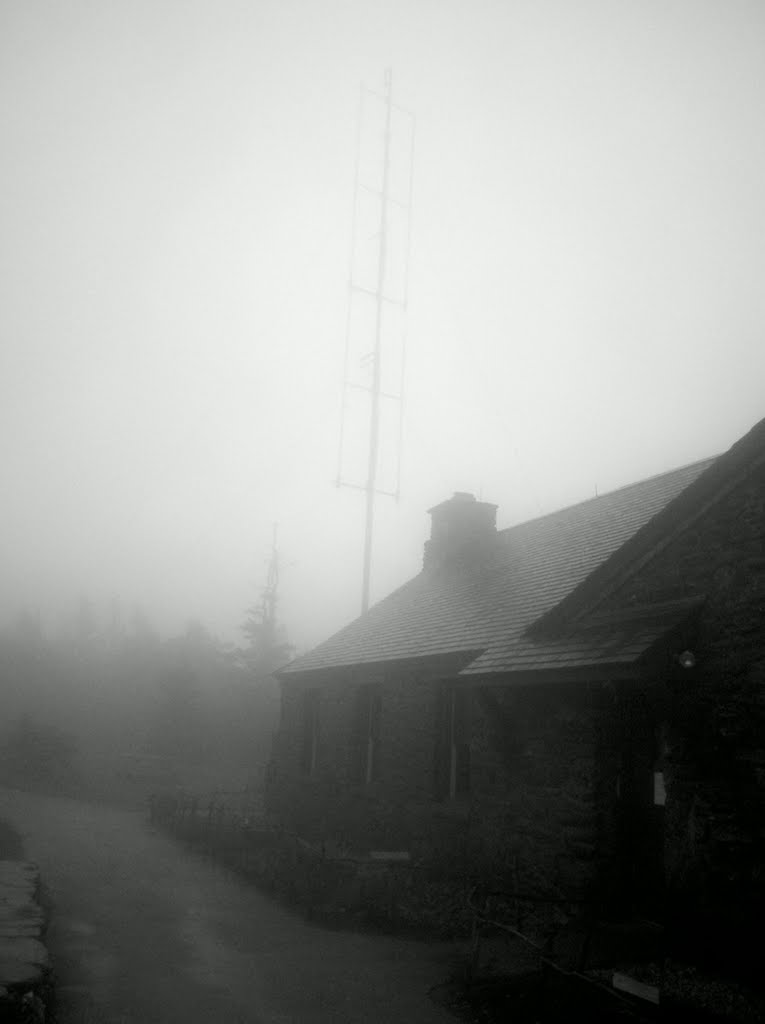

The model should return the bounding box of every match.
[604,458,765,970]
[468,683,607,907]
[268,663,613,917]
[266,657,475,869]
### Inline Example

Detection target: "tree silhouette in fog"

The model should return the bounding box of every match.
[0,600,281,799]
[241,606,293,677]
[242,530,294,677]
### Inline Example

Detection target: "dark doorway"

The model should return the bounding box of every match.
[616,689,665,920]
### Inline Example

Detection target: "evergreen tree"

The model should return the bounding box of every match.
[242,527,293,675]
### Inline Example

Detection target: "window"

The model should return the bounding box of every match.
[353,684,382,784]
[434,683,471,800]
[300,689,319,776]
[653,771,666,807]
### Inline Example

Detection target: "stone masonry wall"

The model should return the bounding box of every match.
[468,683,605,907]
[267,658,474,869]
[269,664,611,921]
[604,458,765,968]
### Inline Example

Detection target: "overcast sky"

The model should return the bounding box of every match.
[2,1,765,651]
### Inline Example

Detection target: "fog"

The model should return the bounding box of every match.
[3,0,765,654]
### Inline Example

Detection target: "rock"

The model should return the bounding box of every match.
[23,989,46,1022]
[0,862,49,993]
[0,957,44,989]
[0,939,48,968]
[0,863,39,887]
[0,926,42,939]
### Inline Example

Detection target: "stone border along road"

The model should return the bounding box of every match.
[0,859,49,1009]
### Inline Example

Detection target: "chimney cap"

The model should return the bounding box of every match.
[428,491,497,516]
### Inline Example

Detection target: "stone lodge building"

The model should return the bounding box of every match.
[267,416,765,965]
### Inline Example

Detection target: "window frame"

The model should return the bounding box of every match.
[353,682,383,785]
[434,682,471,800]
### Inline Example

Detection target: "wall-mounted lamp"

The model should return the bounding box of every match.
[677,650,696,669]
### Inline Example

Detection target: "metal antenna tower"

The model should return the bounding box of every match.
[336,69,415,614]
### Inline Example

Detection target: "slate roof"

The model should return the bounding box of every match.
[282,457,716,679]
[461,598,702,678]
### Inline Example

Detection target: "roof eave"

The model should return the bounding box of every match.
[457,661,642,687]
[276,648,486,683]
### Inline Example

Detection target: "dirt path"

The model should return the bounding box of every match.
[0,789,458,1024]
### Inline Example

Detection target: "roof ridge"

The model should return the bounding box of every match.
[498,454,718,536]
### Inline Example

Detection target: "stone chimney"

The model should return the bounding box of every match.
[423,491,498,571]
